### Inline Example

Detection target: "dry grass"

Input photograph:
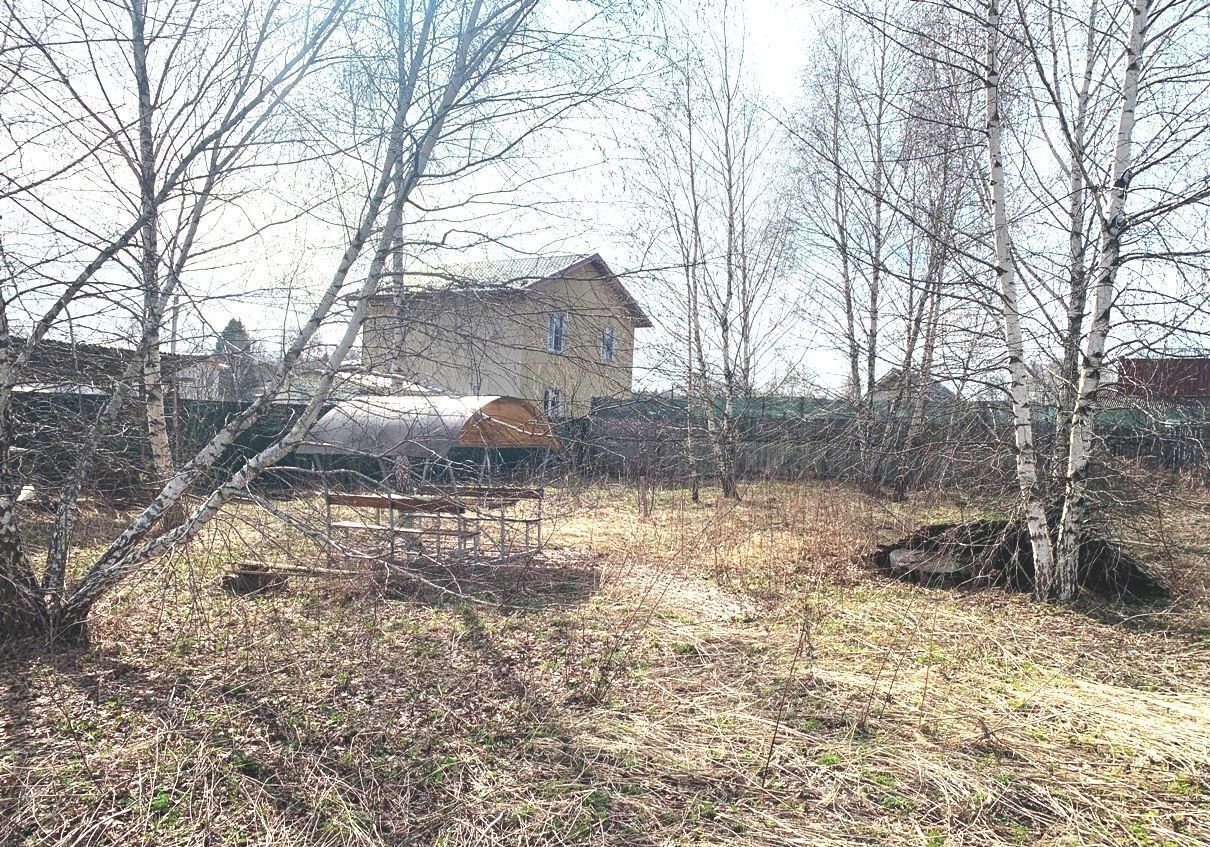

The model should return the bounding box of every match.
[1,480,1207,846]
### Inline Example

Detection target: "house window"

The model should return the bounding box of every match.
[469,380,481,395]
[543,386,565,419]
[546,312,566,354]
[600,324,616,363]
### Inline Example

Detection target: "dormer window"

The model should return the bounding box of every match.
[546,312,566,353]
[600,324,616,363]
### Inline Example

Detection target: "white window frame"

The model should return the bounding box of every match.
[546,312,566,354]
[543,386,565,419]
[600,324,616,363]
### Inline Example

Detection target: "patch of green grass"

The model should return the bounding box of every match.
[57,716,101,740]
[148,786,181,825]
[410,636,443,658]
[148,788,173,814]
[1125,811,1171,846]
[1168,774,1199,796]
[725,812,749,835]
[879,793,918,813]
[230,750,266,779]
[424,755,459,786]
[582,789,612,815]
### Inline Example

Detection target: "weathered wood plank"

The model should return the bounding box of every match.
[330,520,479,539]
[413,485,543,500]
[326,493,466,513]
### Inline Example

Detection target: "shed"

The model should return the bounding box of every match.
[297,394,556,461]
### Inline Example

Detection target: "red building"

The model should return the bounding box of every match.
[1118,357,1210,399]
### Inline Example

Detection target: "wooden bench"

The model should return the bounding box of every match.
[324,491,481,560]
[329,520,479,539]
[323,486,544,562]
[412,485,545,552]
[327,492,466,514]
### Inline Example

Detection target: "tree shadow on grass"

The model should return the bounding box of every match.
[439,604,649,841]
[3,558,649,845]
[386,553,602,612]
[0,643,44,844]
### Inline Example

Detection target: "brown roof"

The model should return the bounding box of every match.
[871,367,954,400]
[1118,357,1210,398]
[371,252,652,328]
[9,337,202,393]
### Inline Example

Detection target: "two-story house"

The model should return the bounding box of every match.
[362,253,651,418]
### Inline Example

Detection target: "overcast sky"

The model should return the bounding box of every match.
[175,0,829,391]
[10,0,1206,403]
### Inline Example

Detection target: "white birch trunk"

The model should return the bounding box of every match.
[1,305,44,632]
[1053,3,1099,476]
[39,161,218,604]
[135,0,174,491]
[985,0,1056,597]
[58,0,490,626]
[1055,0,1150,600]
[144,348,173,478]
[0,3,346,428]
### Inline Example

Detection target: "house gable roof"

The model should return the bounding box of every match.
[374,252,653,328]
[871,367,955,400]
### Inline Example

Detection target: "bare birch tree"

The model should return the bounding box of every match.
[814,0,1210,599]
[1052,0,1151,598]
[1,0,627,643]
[1005,0,1208,597]
[792,3,985,489]
[642,1,796,500]
[984,0,1058,594]
[2,0,348,638]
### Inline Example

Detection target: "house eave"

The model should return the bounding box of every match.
[366,253,653,328]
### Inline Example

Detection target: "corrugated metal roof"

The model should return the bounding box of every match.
[8,336,201,392]
[385,252,652,328]
[410,254,587,288]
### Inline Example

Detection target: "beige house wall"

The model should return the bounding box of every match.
[362,265,638,416]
